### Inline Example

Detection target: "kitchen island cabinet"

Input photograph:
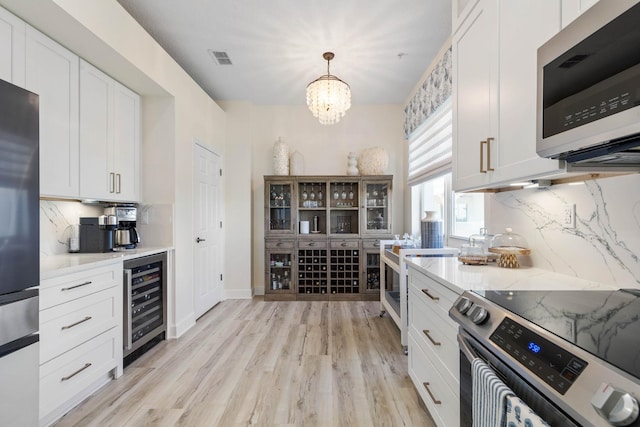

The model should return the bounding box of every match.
[452,0,565,192]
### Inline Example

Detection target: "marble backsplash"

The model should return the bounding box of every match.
[486,173,640,289]
[40,200,173,256]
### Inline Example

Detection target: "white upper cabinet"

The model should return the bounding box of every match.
[561,0,599,28]
[0,7,25,87]
[452,0,566,192]
[80,60,140,202]
[25,26,80,198]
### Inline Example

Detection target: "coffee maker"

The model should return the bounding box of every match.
[79,216,116,253]
[104,205,141,250]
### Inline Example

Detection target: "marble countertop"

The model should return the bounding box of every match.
[41,246,173,280]
[406,257,619,295]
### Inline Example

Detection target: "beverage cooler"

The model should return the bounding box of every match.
[123,252,167,365]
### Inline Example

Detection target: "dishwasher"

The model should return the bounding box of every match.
[123,252,167,366]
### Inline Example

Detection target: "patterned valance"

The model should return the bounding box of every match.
[403,46,452,138]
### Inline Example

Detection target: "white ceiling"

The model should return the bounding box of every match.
[116,0,452,106]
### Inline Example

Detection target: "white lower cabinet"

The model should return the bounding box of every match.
[407,267,461,427]
[39,263,123,427]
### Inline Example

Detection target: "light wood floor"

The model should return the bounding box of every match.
[55,298,437,426]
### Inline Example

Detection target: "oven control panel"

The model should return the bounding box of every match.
[490,317,588,395]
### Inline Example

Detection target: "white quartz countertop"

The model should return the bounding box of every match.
[41,246,173,280]
[406,257,619,295]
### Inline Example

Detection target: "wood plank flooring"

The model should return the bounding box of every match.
[54,299,437,426]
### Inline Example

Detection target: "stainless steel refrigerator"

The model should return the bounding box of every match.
[0,78,40,426]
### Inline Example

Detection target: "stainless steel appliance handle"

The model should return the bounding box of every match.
[458,331,479,362]
[124,269,133,351]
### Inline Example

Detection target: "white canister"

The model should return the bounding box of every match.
[300,221,310,234]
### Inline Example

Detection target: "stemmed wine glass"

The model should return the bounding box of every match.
[348,183,354,200]
[302,184,308,201]
[309,184,316,201]
[341,183,347,200]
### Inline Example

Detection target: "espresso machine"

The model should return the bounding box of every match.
[104,205,141,250]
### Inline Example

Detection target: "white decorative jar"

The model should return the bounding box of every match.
[273,137,289,175]
[358,147,388,175]
[346,152,359,175]
[290,150,304,175]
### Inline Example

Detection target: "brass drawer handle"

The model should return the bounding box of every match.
[341,242,348,247]
[61,281,92,291]
[480,140,487,173]
[61,363,92,382]
[423,330,441,346]
[309,242,316,247]
[373,242,380,248]
[61,316,92,330]
[276,242,282,247]
[423,382,442,405]
[421,289,439,301]
[487,137,495,171]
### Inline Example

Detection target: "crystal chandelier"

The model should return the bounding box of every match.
[306,52,351,125]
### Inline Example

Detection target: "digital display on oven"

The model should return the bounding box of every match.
[489,317,588,395]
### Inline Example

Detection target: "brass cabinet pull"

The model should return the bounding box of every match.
[309,242,316,247]
[423,382,442,405]
[479,140,487,173]
[373,242,380,248]
[276,242,282,247]
[61,316,92,330]
[421,289,439,301]
[61,363,92,382]
[109,172,115,193]
[341,242,348,247]
[487,137,495,171]
[423,330,441,346]
[61,281,92,291]
[116,173,122,193]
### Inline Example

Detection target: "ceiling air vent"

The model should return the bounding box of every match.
[209,50,233,65]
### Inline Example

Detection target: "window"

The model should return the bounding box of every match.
[407,98,484,242]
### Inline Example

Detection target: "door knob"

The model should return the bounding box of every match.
[196,237,206,243]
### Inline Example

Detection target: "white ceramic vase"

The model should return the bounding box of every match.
[273,137,289,175]
[290,150,304,175]
[346,152,359,175]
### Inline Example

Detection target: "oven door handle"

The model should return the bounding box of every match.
[458,331,480,362]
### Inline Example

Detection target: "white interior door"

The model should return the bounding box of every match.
[193,142,222,318]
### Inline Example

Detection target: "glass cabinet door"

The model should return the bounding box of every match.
[362,179,391,235]
[328,180,359,236]
[265,179,295,234]
[265,248,295,295]
[297,180,327,235]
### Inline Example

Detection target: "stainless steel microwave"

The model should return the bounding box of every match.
[537,0,640,169]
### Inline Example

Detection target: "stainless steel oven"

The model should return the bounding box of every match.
[450,290,640,427]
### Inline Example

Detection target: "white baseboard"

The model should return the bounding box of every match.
[224,288,253,299]
[170,314,196,339]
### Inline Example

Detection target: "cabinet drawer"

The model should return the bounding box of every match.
[40,263,121,310]
[408,269,459,318]
[361,239,382,250]
[40,328,119,420]
[330,239,359,249]
[298,239,327,249]
[408,333,459,427]
[409,287,459,380]
[40,286,120,363]
[265,239,294,249]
